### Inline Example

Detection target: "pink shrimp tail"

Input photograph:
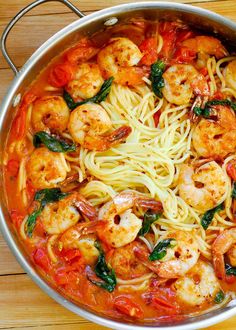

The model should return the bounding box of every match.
[107,125,132,144]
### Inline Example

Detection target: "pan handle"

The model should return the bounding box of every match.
[0,0,85,75]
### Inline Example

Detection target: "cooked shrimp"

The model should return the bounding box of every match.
[192,105,236,159]
[134,231,200,278]
[40,192,98,235]
[97,190,163,248]
[68,103,132,151]
[59,225,99,265]
[182,36,228,59]
[174,260,221,306]
[178,161,227,212]
[212,228,236,280]
[225,59,236,91]
[162,64,209,105]
[107,242,149,280]
[97,37,144,86]
[66,63,104,100]
[31,96,70,133]
[27,147,68,189]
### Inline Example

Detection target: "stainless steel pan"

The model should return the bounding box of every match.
[1,1,236,329]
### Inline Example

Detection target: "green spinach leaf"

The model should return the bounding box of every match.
[194,99,236,119]
[33,131,76,153]
[63,77,114,110]
[193,106,210,118]
[150,60,165,98]
[149,238,176,261]
[201,203,224,230]
[225,263,236,276]
[25,188,68,237]
[214,290,225,304]
[88,241,116,292]
[138,210,162,236]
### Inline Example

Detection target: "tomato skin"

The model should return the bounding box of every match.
[199,67,208,76]
[7,159,19,177]
[159,22,178,61]
[10,210,24,229]
[60,249,81,262]
[114,296,144,319]
[153,110,161,127]
[172,46,196,64]
[139,38,158,65]
[12,93,37,140]
[48,62,73,87]
[226,161,236,181]
[225,274,236,284]
[66,39,98,64]
[33,248,51,272]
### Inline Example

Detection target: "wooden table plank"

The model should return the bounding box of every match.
[0,0,226,19]
[1,1,236,70]
[1,0,236,329]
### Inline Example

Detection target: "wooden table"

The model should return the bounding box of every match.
[0,0,236,329]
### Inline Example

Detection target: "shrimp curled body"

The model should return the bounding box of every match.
[66,63,104,100]
[27,147,69,189]
[40,192,97,235]
[68,103,132,151]
[97,190,163,248]
[192,106,236,160]
[212,228,236,280]
[31,96,70,133]
[174,260,221,306]
[178,161,227,212]
[162,64,209,105]
[134,231,200,278]
[97,37,144,86]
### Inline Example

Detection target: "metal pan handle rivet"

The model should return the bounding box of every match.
[104,17,118,26]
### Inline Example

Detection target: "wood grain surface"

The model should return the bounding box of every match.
[0,0,236,329]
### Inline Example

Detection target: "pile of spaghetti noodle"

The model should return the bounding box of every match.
[4,20,236,321]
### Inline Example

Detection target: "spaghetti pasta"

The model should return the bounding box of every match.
[4,19,236,323]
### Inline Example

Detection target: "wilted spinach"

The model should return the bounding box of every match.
[63,77,114,110]
[149,238,176,261]
[33,131,76,153]
[138,210,162,236]
[88,241,116,292]
[26,188,68,237]
[150,60,165,98]
[201,203,224,230]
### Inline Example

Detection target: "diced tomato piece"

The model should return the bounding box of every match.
[54,268,71,285]
[199,67,208,76]
[225,274,236,284]
[60,249,81,262]
[151,296,177,312]
[26,180,36,202]
[114,296,144,319]
[66,39,98,64]
[33,248,51,272]
[139,38,158,65]
[177,30,195,43]
[172,46,196,64]
[12,92,37,140]
[7,159,19,177]
[212,91,224,99]
[159,22,178,61]
[10,209,24,229]
[226,161,236,181]
[48,62,73,87]
[153,110,161,127]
